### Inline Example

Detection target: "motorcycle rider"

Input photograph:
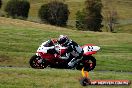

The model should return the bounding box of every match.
[58,35,83,68]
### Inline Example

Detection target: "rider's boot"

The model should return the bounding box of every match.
[68,58,80,68]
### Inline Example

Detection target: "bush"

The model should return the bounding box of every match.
[76,0,103,31]
[38,1,69,26]
[0,0,2,9]
[76,10,86,30]
[5,0,30,19]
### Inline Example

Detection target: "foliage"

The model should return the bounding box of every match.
[4,0,30,19]
[105,10,119,33]
[38,1,69,26]
[0,0,2,9]
[76,0,103,31]
[76,10,86,30]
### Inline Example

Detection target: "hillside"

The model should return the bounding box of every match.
[1,0,132,32]
[0,1,132,87]
[0,17,132,88]
[0,17,132,72]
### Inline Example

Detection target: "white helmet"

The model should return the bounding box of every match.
[58,35,69,45]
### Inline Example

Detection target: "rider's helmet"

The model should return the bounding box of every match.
[58,35,69,46]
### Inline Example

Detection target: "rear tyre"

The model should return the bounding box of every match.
[83,56,96,71]
[76,56,96,71]
[29,55,48,69]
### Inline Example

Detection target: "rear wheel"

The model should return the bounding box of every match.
[76,56,96,71]
[29,55,48,69]
[83,56,96,71]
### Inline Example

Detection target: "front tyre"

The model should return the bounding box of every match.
[29,55,48,69]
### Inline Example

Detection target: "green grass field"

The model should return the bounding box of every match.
[0,67,132,88]
[0,17,132,72]
[0,16,132,87]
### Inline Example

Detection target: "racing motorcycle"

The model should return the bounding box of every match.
[29,43,100,71]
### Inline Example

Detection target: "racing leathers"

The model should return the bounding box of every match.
[61,40,83,68]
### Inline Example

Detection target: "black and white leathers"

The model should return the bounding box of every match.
[62,40,83,67]
[63,40,83,58]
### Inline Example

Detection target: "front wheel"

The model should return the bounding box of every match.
[29,55,48,69]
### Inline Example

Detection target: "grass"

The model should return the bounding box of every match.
[0,67,132,88]
[0,16,131,88]
[0,1,132,87]
[1,0,132,32]
[0,17,132,72]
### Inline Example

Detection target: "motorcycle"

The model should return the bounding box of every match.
[29,43,100,71]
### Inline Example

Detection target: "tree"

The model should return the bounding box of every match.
[107,10,118,32]
[103,0,118,32]
[38,1,69,26]
[5,0,30,19]
[76,0,103,31]
[0,0,2,9]
[76,10,86,30]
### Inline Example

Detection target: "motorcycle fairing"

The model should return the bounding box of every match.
[82,44,100,55]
